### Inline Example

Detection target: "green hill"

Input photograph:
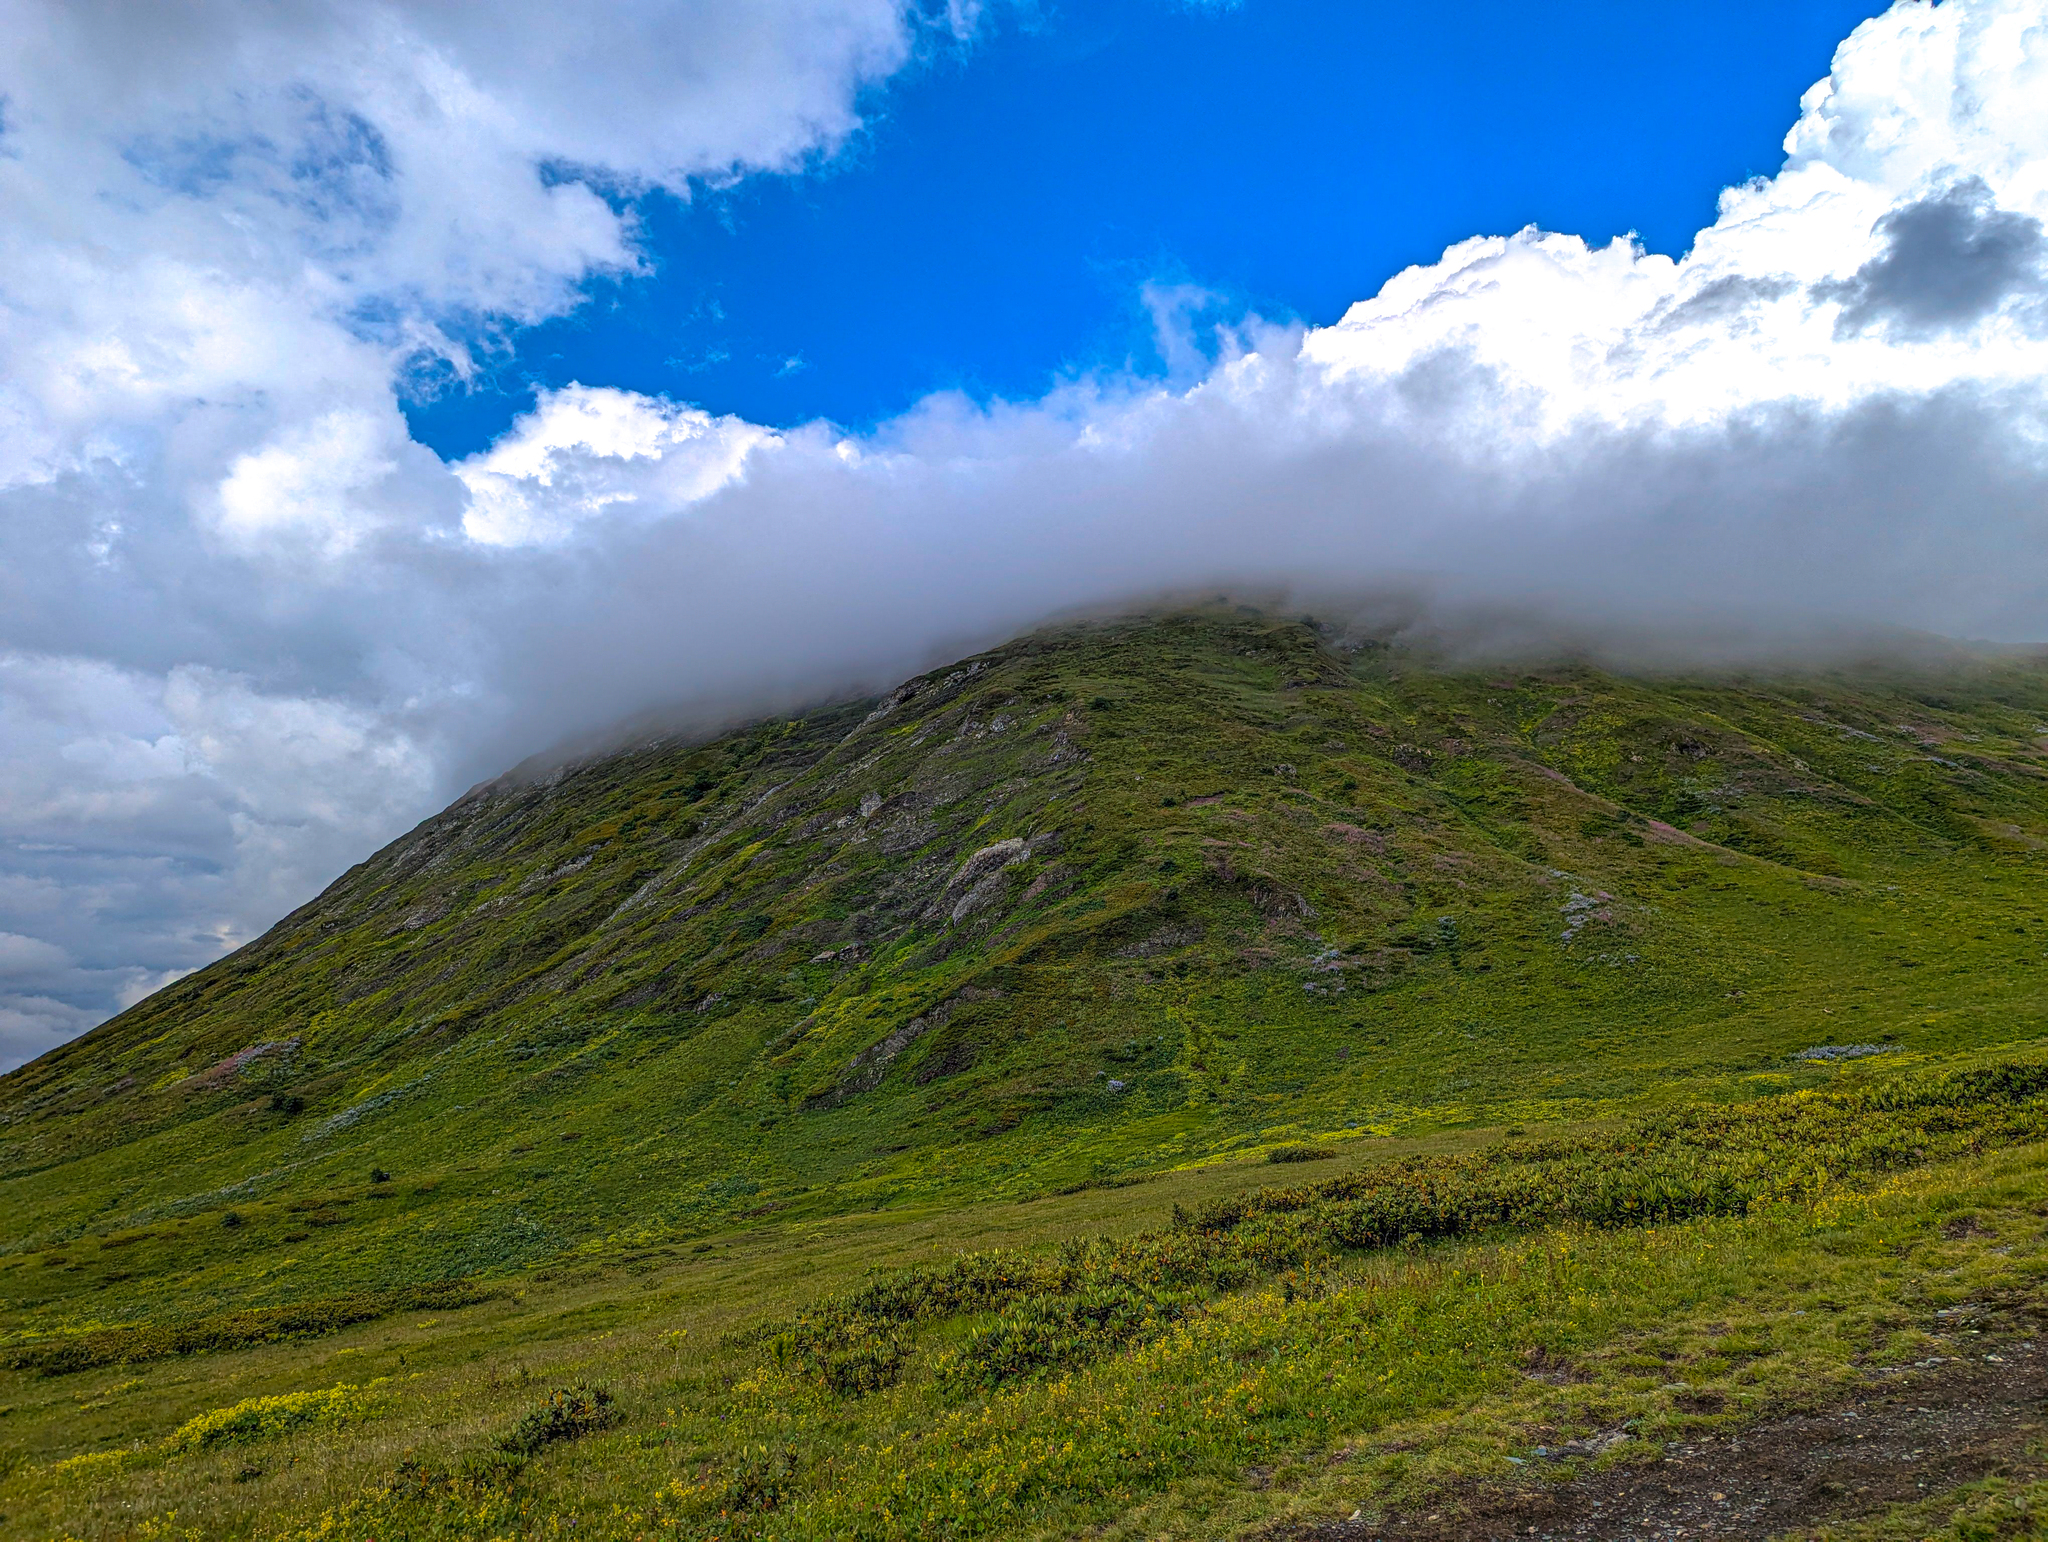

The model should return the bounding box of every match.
[10,608,2048,1540]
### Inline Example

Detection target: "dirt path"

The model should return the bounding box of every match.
[1277,1304,2048,1541]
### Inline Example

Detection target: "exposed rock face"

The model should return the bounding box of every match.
[936,838,1029,923]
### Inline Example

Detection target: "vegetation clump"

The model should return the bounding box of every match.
[166,1382,375,1452]
[717,1444,802,1514]
[1267,1143,1337,1163]
[762,1058,2048,1388]
[941,1281,1196,1388]
[496,1384,620,1458]
[6,1280,496,1375]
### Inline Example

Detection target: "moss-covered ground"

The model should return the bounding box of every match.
[9,608,2048,1537]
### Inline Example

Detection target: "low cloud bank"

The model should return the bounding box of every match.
[2,0,2046,1067]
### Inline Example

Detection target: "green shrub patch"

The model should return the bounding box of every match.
[762,1057,2048,1390]
[497,1385,621,1458]
[6,1279,497,1376]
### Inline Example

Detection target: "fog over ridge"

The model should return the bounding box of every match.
[1,0,2046,1067]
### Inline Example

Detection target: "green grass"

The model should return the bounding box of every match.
[9,1074,2048,1539]
[10,608,2048,1536]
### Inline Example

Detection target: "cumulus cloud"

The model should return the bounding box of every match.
[457,387,778,546]
[3,0,2048,1069]
[1823,177,2046,336]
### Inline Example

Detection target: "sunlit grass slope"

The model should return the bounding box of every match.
[10,1059,2048,1540]
[9,608,2048,1331]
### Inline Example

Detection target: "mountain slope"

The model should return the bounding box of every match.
[8,609,2048,1330]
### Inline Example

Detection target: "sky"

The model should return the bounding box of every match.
[408,0,1900,453]
[1,0,2045,1071]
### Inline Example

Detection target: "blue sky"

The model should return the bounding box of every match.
[408,0,1894,458]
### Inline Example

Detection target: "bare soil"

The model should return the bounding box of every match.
[1276,1301,2048,1541]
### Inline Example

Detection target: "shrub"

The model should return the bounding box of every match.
[947,1283,1194,1388]
[1267,1144,1336,1164]
[720,1445,801,1513]
[384,1456,447,1499]
[458,1449,529,1489]
[7,1279,498,1376]
[385,1449,529,1496]
[166,1382,374,1451]
[818,1330,907,1396]
[497,1385,619,1457]
[755,1054,2048,1395]
[767,1321,908,1395]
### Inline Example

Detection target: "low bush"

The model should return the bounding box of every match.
[497,1385,619,1458]
[384,1450,527,1498]
[719,1445,802,1514]
[166,1382,375,1452]
[758,1056,2048,1393]
[766,1321,907,1394]
[944,1282,1196,1388]
[1267,1144,1336,1163]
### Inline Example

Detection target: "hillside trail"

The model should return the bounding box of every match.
[1273,1298,2048,1541]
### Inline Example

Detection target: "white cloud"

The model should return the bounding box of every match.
[3,0,2048,1071]
[424,0,2048,758]
[0,932,72,973]
[216,408,407,554]
[0,0,940,542]
[0,997,103,1072]
[457,386,777,546]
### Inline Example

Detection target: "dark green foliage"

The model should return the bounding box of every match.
[6,1280,496,1375]
[766,1318,909,1394]
[497,1385,620,1457]
[816,1329,907,1396]
[1267,1145,1336,1164]
[387,1449,531,1498]
[763,1056,2048,1391]
[719,1445,802,1514]
[946,1282,1196,1388]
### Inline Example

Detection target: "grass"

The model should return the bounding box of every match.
[755,1056,2048,1400]
[9,1083,2048,1538]
[5,1282,498,1376]
[9,608,2048,1535]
